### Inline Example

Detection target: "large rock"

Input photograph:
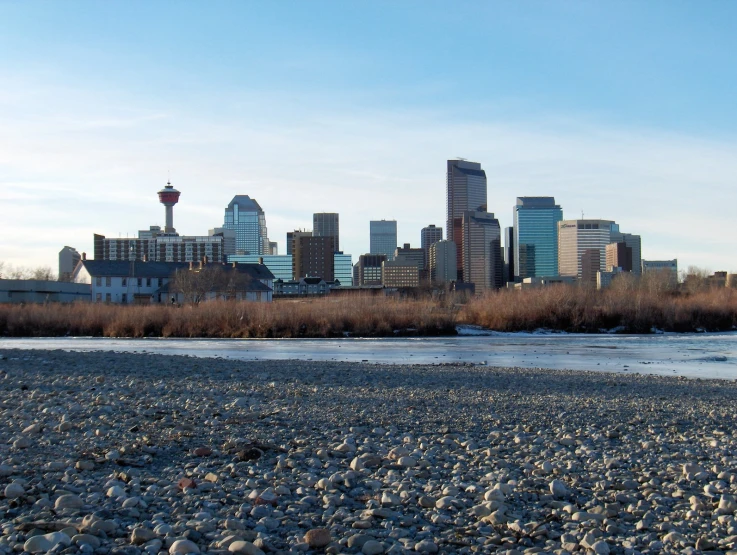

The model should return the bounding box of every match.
[55,494,84,509]
[228,540,265,555]
[169,539,200,554]
[4,482,24,499]
[24,532,71,554]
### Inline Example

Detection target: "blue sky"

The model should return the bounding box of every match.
[1,1,736,272]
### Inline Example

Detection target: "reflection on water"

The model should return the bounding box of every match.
[1,330,736,380]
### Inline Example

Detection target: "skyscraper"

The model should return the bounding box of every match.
[370,220,397,261]
[313,213,340,252]
[513,197,563,280]
[429,240,457,283]
[420,225,443,270]
[557,219,614,279]
[292,231,334,281]
[462,210,503,291]
[446,160,487,279]
[504,227,515,284]
[610,230,642,275]
[223,195,269,255]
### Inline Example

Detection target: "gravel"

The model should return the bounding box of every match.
[0,348,736,555]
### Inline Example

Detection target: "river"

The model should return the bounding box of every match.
[1,328,736,380]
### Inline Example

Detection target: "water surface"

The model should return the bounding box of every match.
[2,330,736,380]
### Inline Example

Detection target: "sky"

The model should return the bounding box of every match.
[1,1,736,273]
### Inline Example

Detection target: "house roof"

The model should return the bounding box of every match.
[77,260,274,280]
[156,278,272,294]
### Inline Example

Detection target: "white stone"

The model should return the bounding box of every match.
[55,494,84,509]
[362,540,385,555]
[550,479,568,497]
[23,532,71,554]
[414,540,439,553]
[4,482,24,499]
[169,539,200,554]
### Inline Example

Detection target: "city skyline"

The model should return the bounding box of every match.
[2,2,736,273]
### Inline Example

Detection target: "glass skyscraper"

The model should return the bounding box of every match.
[223,196,269,255]
[333,253,353,286]
[446,159,487,279]
[314,213,340,252]
[370,220,397,261]
[513,197,563,280]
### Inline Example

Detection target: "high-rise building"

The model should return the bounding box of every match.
[382,260,419,288]
[269,241,278,256]
[227,254,293,281]
[394,243,425,278]
[58,246,81,282]
[558,219,615,280]
[642,259,679,284]
[356,254,386,286]
[610,231,642,275]
[605,242,633,272]
[513,197,563,280]
[286,232,294,256]
[209,228,237,257]
[292,232,334,281]
[504,227,515,284]
[420,225,443,269]
[461,210,503,291]
[370,220,397,261]
[333,253,353,286]
[223,195,269,255]
[429,240,457,283]
[581,249,602,285]
[313,213,340,252]
[447,160,487,279]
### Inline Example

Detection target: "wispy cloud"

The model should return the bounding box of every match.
[1,73,736,272]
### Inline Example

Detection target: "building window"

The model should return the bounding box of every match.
[96,277,102,286]
[146,278,151,287]
[106,277,111,287]
[96,293,102,302]
[106,293,111,302]
[122,293,127,303]
[137,278,142,287]
[122,278,127,286]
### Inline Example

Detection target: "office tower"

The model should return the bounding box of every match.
[394,243,425,276]
[269,242,278,256]
[58,246,81,282]
[227,254,293,281]
[606,242,633,272]
[513,197,563,280]
[209,228,237,257]
[333,253,353,285]
[356,254,386,285]
[292,232,334,280]
[558,219,615,280]
[429,240,457,283]
[223,195,269,255]
[610,230,642,275]
[504,227,515,283]
[461,210,503,291]
[313,213,340,252]
[446,159,487,278]
[420,225,443,269]
[370,220,397,261]
[642,259,679,285]
[94,234,225,263]
[581,249,602,285]
[382,260,419,288]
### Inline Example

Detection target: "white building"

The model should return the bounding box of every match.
[558,219,615,279]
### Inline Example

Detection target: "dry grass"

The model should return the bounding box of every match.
[461,285,737,333]
[1,284,735,338]
[0,296,457,338]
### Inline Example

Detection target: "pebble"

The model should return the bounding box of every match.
[2,349,737,555]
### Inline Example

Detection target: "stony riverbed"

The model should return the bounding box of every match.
[0,349,736,555]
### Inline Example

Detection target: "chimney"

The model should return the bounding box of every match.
[82,252,87,261]
[259,257,264,265]
[203,255,208,265]
[189,261,193,271]
[232,262,237,268]
[199,260,203,270]
[143,254,148,262]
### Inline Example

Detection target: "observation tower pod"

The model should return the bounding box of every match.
[158,182,181,234]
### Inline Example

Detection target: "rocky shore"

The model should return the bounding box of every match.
[1,349,736,555]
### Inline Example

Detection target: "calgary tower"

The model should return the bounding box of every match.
[157,181,181,234]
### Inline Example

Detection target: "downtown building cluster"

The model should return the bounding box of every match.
[59,160,683,302]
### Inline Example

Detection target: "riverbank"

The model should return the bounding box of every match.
[1,350,736,554]
[1,286,735,338]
